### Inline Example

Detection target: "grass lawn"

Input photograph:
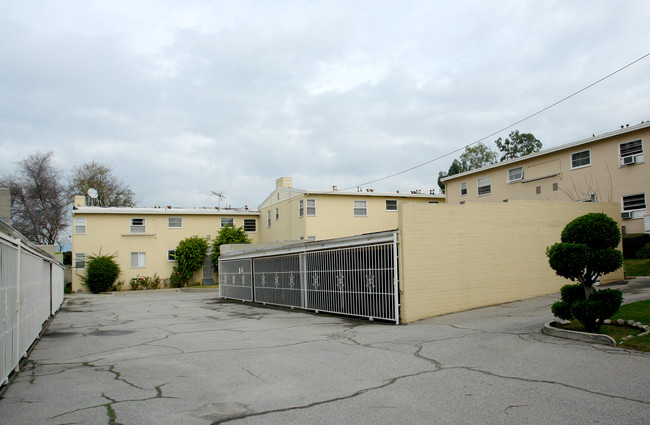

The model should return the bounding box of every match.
[555,300,650,352]
[624,259,650,277]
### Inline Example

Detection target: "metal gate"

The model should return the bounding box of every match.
[219,231,399,323]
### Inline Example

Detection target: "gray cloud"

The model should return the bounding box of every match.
[1,0,649,210]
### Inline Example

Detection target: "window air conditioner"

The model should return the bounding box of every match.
[621,211,632,219]
[622,155,636,165]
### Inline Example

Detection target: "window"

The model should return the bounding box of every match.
[386,200,398,211]
[275,208,279,220]
[619,139,643,165]
[168,217,182,228]
[220,217,234,228]
[130,218,145,233]
[536,186,541,194]
[306,199,316,216]
[622,193,646,214]
[244,219,256,232]
[74,253,85,269]
[131,252,146,268]
[74,218,86,234]
[553,183,559,191]
[460,182,467,196]
[168,250,176,261]
[477,177,491,196]
[267,210,271,227]
[571,150,591,169]
[299,200,304,217]
[507,167,523,182]
[354,200,367,216]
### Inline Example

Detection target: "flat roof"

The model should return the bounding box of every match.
[73,206,260,216]
[441,120,650,182]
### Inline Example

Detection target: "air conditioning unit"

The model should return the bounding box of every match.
[622,155,636,165]
[621,211,632,219]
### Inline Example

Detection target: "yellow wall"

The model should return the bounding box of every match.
[398,200,625,323]
[444,125,649,234]
[260,191,443,242]
[72,211,259,292]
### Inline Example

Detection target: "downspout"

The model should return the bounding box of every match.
[392,231,399,325]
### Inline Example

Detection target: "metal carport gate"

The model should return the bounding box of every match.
[219,231,399,323]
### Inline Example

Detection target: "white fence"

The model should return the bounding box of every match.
[1,229,65,386]
[220,231,399,323]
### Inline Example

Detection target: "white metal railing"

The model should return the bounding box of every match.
[219,231,399,323]
[0,230,65,387]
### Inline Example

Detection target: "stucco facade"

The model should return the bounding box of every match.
[398,200,625,323]
[71,196,259,292]
[258,177,444,242]
[442,122,650,234]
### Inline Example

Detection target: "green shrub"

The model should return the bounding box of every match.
[210,225,252,271]
[636,247,650,259]
[129,274,161,290]
[81,252,121,294]
[172,236,208,287]
[622,233,650,259]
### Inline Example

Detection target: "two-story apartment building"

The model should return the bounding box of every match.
[71,195,259,292]
[258,177,445,242]
[441,121,650,234]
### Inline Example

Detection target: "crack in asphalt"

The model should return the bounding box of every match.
[209,369,438,424]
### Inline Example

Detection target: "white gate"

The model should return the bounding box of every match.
[0,226,65,386]
[219,231,399,323]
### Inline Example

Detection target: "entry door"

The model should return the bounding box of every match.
[202,256,215,285]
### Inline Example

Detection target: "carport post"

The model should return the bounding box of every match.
[392,232,399,325]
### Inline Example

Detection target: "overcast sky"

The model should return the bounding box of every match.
[2,0,649,210]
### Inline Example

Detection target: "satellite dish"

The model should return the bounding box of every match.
[87,188,98,199]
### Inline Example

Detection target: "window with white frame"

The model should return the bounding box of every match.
[354,200,367,216]
[477,177,491,196]
[130,218,145,233]
[306,199,316,216]
[619,139,644,165]
[507,167,523,182]
[244,218,256,232]
[267,210,271,227]
[460,182,467,196]
[220,217,234,228]
[571,150,591,169]
[167,250,176,261]
[275,207,279,220]
[168,217,182,228]
[74,218,86,234]
[131,252,146,268]
[299,200,304,217]
[385,199,398,211]
[622,193,646,217]
[74,253,86,269]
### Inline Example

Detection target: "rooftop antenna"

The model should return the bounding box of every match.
[210,191,226,208]
[87,188,98,206]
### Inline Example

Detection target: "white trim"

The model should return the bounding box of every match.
[74,217,86,234]
[220,217,234,228]
[167,217,183,228]
[477,176,491,196]
[130,252,146,268]
[570,149,591,170]
[507,166,523,183]
[167,250,177,262]
[243,218,257,233]
[460,182,467,196]
[130,217,146,233]
[385,199,398,211]
[354,200,367,216]
[306,199,316,216]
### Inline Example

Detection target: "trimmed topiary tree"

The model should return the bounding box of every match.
[172,236,208,287]
[546,212,624,332]
[81,252,121,293]
[210,225,252,271]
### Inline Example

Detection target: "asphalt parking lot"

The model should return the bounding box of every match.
[1,280,649,425]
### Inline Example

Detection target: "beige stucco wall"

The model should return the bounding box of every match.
[398,200,625,324]
[260,191,443,242]
[72,211,259,292]
[444,125,649,234]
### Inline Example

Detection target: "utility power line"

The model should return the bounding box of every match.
[342,51,650,191]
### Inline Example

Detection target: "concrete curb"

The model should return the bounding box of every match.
[542,321,617,346]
